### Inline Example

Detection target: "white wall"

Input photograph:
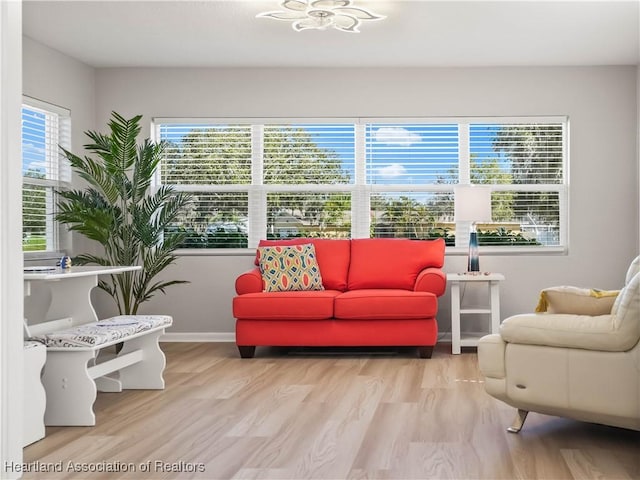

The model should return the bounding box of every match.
[90,66,639,335]
[1,2,24,475]
[23,37,95,163]
[22,37,97,260]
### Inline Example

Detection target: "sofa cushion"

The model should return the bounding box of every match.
[256,238,351,291]
[258,244,324,292]
[334,289,438,320]
[348,238,445,290]
[233,290,341,320]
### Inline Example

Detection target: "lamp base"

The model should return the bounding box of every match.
[468,231,480,272]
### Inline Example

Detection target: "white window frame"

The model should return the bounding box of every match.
[22,96,71,260]
[153,116,568,255]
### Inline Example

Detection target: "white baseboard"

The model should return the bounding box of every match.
[439,332,452,343]
[161,332,235,343]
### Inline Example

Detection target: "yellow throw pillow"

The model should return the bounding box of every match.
[258,243,324,292]
[535,286,620,315]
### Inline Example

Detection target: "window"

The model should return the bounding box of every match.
[155,117,567,251]
[22,98,71,254]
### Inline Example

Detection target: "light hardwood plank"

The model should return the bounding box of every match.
[20,342,640,480]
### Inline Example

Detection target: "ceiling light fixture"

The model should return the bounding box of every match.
[257,0,385,33]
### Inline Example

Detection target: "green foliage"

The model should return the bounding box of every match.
[56,112,192,314]
[22,170,47,245]
[477,227,540,246]
[427,227,540,246]
[166,226,248,249]
[22,236,46,251]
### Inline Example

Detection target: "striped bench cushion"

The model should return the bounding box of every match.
[32,315,172,348]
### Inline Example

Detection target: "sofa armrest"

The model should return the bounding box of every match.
[478,334,506,379]
[235,268,263,295]
[414,268,446,296]
[499,313,638,352]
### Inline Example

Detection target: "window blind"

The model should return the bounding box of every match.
[469,122,566,247]
[22,99,71,253]
[159,124,252,185]
[264,124,354,185]
[366,123,459,185]
[155,117,567,251]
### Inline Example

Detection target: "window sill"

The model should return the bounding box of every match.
[23,251,65,263]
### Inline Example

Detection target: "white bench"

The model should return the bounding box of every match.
[26,314,172,426]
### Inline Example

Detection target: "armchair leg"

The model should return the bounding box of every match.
[507,409,529,433]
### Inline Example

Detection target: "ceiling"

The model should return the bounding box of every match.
[22,0,640,68]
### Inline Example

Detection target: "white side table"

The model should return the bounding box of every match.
[447,272,505,355]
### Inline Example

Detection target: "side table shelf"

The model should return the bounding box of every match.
[447,272,505,355]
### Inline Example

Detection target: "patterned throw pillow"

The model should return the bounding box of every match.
[258,244,324,292]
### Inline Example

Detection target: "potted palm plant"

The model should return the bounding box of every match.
[56,112,191,315]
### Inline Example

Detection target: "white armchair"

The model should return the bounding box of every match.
[478,256,640,433]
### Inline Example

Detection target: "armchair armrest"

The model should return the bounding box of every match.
[414,268,446,296]
[499,312,638,352]
[235,268,263,295]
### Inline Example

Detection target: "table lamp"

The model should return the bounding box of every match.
[454,185,492,272]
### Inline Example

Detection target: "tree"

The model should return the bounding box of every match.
[372,194,444,240]
[492,124,563,226]
[163,126,351,244]
[493,124,563,184]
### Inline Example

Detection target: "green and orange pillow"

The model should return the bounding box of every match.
[257,243,324,292]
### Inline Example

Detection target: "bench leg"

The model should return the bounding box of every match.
[118,330,167,389]
[41,350,97,426]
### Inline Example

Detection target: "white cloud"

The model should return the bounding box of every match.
[22,142,45,156]
[377,163,407,178]
[374,127,421,146]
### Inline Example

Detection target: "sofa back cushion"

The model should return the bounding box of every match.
[256,238,351,291]
[348,238,445,290]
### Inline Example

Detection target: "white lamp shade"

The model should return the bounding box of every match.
[454,185,492,222]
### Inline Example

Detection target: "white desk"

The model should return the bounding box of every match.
[22,266,141,434]
[24,265,141,332]
[447,272,505,355]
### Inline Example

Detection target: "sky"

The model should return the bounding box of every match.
[22,107,47,177]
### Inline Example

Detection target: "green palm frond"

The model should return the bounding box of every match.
[109,112,142,172]
[56,112,192,315]
[134,279,189,304]
[59,148,122,204]
[73,254,111,266]
[132,139,164,200]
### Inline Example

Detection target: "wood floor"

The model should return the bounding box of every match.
[23,342,640,480]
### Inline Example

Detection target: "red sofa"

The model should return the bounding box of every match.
[233,238,446,358]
